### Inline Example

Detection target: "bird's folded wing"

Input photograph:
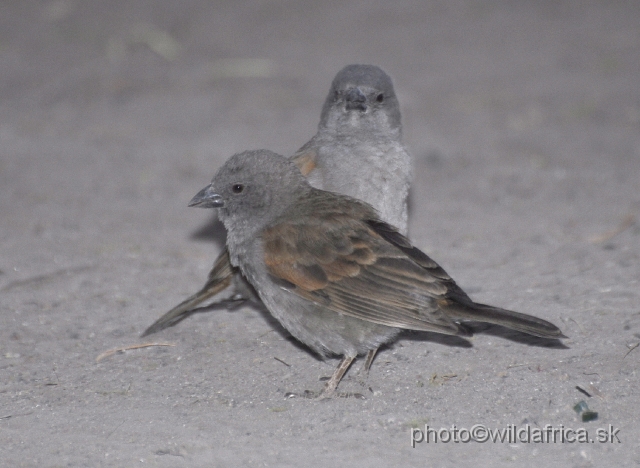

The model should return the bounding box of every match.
[262,210,468,336]
[290,148,317,177]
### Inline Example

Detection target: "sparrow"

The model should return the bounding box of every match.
[188,149,565,398]
[143,64,411,340]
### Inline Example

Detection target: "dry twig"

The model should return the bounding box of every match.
[96,342,175,362]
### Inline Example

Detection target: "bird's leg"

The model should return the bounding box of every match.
[285,355,364,399]
[349,348,378,394]
[360,348,378,377]
[317,355,356,399]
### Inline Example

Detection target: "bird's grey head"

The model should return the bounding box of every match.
[189,150,310,243]
[319,64,402,136]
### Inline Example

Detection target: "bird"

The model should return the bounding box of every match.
[142,64,411,339]
[188,149,565,398]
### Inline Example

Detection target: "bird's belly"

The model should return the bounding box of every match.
[259,284,400,358]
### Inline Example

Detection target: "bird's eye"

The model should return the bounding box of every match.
[376,93,384,103]
[232,184,244,194]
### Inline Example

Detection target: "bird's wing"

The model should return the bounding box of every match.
[290,147,317,177]
[262,208,469,336]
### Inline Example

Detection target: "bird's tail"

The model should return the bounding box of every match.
[141,249,235,337]
[447,301,566,339]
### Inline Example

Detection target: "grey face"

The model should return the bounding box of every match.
[190,150,310,243]
[319,64,402,134]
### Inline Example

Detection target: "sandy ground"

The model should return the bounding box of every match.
[1,1,639,466]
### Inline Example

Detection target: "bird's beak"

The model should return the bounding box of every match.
[345,87,367,111]
[188,184,224,208]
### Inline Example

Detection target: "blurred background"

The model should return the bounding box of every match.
[1,1,638,466]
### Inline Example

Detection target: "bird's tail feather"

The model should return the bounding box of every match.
[450,302,566,339]
[141,249,235,337]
